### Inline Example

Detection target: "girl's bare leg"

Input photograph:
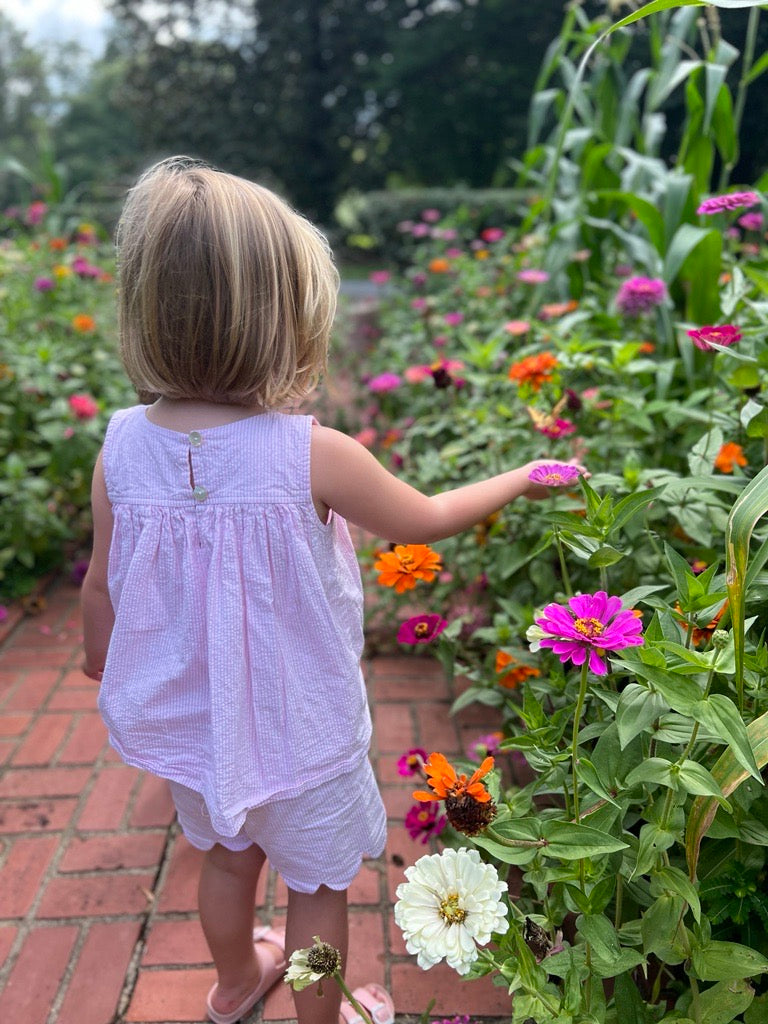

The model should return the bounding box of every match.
[198,843,282,1014]
[286,885,348,1024]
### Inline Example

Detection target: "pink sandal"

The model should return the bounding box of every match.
[206,925,287,1024]
[339,983,395,1024]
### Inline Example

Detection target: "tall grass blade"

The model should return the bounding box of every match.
[725,464,768,710]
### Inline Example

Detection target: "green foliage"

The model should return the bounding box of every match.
[335,186,533,261]
[0,208,134,599]
[363,4,768,1022]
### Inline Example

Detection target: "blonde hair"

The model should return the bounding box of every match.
[116,157,339,408]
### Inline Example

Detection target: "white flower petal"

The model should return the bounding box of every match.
[393,847,509,975]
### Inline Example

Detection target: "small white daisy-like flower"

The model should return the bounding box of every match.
[393,847,509,975]
[284,936,341,991]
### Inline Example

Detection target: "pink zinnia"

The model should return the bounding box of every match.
[535,591,644,675]
[481,227,505,243]
[368,372,401,393]
[697,191,760,215]
[397,613,448,644]
[444,312,464,326]
[25,201,47,226]
[517,268,550,285]
[504,319,530,335]
[405,802,446,844]
[68,394,99,420]
[535,418,576,439]
[615,276,667,316]
[369,270,391,285]
[398,748,428,776]
[72,255,101,278]
[528,463,581,487]
[466,731,504,760]
[738,212,764,231]
[34,277,55,292]
[354,427,378,448]
[687,324,742,351]
[421,208,441,222]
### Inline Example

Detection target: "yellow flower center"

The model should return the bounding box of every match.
[414,622,430,637]
[399,554,416,571]
[573,617,604,639]
[439,892,467,924]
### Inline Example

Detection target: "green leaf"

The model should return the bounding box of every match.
[740,399,768,439]
[591,190,666,253]
[686,710,768,879]
[726,462,768,706]
[676,761,731,808]
[703,63,728,133]
[474,817,543,865]
[652,865,701,923]
[633,820,678,878]
[641,894,689,963]
[745,49,768,85]
[614,970,649,1024]
[616,683,668,748]
[691,940,768,982]
[689,693,760,780]
[625,757,674,790]
[588,544,624,568]
[698,978,755,1024]
[744,993,768,1024]
[577,914,646,978]
[577,756,621,807]
[540,820,628,860]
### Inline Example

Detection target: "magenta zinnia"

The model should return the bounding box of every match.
[405,802,446,844]
[535,591,644,675]
[687,324,742,351]
[528,463,581,487]
[615,276,667,316]
[398,748,428,776]
[397,613,448,644]
[697,191,760,215]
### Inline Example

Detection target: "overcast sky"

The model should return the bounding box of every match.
[4,0,110,51]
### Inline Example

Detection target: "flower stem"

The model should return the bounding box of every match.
[718,6,760,191]
[484,824,547,850]
[334,973,375,1024]
[570,661,590,825]
[553,526,573,598]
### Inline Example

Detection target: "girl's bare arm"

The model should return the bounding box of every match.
[310,424,567,543]
[80,450,115,680]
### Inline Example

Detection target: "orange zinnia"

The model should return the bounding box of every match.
[413,752,494,804]
[495,650,540,689]
[539,299,578,320]
[428,257,451,273]
[72,314,96,333]
[374,544,442,593]
[508,352,558,391]
[675,601,728,646]
[714,442,747,473]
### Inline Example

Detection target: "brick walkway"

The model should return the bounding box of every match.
[0,578,509,1024]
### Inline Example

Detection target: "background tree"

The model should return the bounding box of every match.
[0,13,53,207]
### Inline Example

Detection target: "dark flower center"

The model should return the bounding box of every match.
[306,941,341,977]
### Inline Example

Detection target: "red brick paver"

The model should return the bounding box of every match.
[0,580,508,1023]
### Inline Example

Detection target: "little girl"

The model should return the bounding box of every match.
[81,156,564,1024]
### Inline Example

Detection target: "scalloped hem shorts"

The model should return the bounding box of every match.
[168,760,387,894]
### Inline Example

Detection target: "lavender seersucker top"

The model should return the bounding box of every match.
[98,406,371,837]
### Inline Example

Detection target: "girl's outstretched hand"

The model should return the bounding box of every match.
[522,458,590,501]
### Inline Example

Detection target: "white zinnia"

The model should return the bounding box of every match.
[393,847,509,975]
